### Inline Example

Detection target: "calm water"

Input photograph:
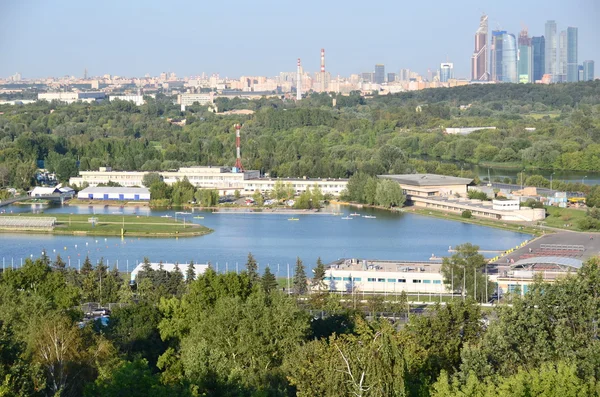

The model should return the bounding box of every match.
[0,204,531,274]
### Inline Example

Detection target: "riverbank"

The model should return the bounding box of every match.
[409,207,543,236]
[333,200,542,236]
[0,213,212,237]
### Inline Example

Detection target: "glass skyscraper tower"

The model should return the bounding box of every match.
[492,31,517,83]
[545,20,557,81]
[518,29,533,83]
[566,27,578,82]
[532,36,545,82]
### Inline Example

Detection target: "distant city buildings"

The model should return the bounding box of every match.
[518,29,533,83]
[374,64,385,84]
[471,14,489,81]
[439,63,454,82]
[566,27,578,82]
[545,20,558,81]
[532,36,546,82]
[583,60,595,81]
[491,31,517,83]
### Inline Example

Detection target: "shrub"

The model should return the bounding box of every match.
[461,210,472,219]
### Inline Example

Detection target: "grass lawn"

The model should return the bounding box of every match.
[542,206,587,231]
[0,213,212,237]
[410,207,542,236]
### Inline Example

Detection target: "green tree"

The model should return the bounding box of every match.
[261,266,278,294]
[375,179,406,208]
[245,253,259,286]
[312,257,326,291]
[441,243,491,301]
[252,189,264,206]
[142,172,163,187]
[586,185,600,208]
[185,261,195,284]
[293,257,308,295]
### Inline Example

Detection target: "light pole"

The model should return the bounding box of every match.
[550,172,555,191]
[583,176,588,185]
[520,170,525,190]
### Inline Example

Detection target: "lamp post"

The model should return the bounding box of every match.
[520,170,525,190]
[582,176,588,185]
[550,172,555,191]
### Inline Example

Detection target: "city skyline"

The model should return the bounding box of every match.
[1,0,598,79]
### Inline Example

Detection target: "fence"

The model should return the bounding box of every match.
[0,216,56,230]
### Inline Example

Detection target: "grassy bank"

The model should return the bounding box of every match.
[0,213,212,237]
[408,207,542,236]
[542,206,587,231]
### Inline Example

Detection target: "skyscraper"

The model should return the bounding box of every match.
[545,20,557,81]
[583,60,595,81]
[532,36,545,81]
[566,27,578,82]
[518,29,533,83]
[387,73,396,83]
[399,69,411,81]
[491,31,517,83]
[374,64,385,84]
[439,63,454,82]
[471,14,489,81]
[558,30,567,82]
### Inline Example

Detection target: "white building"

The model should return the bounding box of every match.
[38,92,106,104]
[69,167,348,197]
[244,178,348,196]
[77,186,150,201]
[130,262,209,282]
[324,259,446,294]
[30,187,60,197]
[177,92,214,110]
[109,94,149,106]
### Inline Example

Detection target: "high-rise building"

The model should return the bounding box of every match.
[471,14,489,81]
[399,69,411,81]
[439,63,454,82]
[558,30,567,82]
[387,73,396,83]
[566,27,578,82]
[545,20,557,81]
[579,65,584,82]
[532,36,546,81]
[361,72,374,83]
[374,64,385,84]
[491,31,517,83]
[518,29,533,83]
[583,60,595,81]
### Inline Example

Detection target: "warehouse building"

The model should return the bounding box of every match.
[77,187,150,201]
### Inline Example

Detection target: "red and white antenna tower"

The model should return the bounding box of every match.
[234,124,244,172]
[296,58,302,101]
[320,48,326,92]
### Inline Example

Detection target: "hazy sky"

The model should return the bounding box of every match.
[1,0,598,79]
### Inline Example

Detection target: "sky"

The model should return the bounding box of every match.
[1,0,598,79]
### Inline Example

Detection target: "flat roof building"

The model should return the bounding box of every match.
[70,167,348,197]
[38,92,106,104]
[77,186,150,201]
[324,258,446,294]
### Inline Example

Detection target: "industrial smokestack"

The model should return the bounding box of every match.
[296,58,302,101]
[234,124,244,172]
[320,48,326,93]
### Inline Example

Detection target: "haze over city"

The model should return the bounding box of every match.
[1,0,598,78]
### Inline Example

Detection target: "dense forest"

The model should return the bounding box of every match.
[2,250,600,396]
[1,82,600,191]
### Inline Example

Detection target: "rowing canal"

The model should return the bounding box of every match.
[0,204,531,274]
